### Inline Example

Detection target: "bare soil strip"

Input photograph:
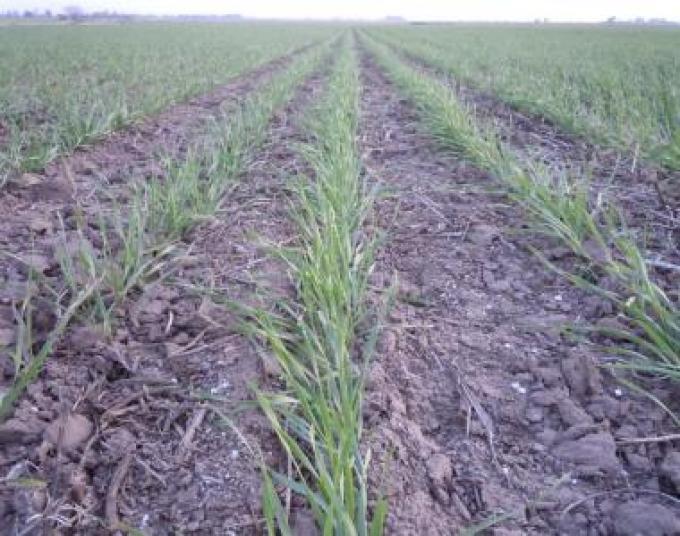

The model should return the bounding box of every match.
[0,62,329,534]
[359,51,680,535]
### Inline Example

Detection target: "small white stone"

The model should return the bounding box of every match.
[614,388,623,397]
[230,449,239,460]
[211,380,231,395]
[511,382,527,395]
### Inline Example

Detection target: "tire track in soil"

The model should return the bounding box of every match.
[0,60,331,534]
[358,52,680,535]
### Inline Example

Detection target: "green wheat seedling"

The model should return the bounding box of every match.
[243,39,386,535]
[1,188,176,417]
[567,231,680,380]
[0,273,98,422]
[146,156,210,238]
[505,164,610,260]
[55,199,176,330]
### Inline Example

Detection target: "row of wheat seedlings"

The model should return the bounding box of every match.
[240,37,386,535]
[360,34,679,418]
[0,41,334,422]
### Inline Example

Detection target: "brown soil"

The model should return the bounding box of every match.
[358,50,680,535]
[0,58,329,534]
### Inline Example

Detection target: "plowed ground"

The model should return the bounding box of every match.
[1,40,678,535]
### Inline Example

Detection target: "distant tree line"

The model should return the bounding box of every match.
[603,16,678,26]
[0,7,245,22]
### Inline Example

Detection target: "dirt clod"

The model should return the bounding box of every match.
[44,413,93,451]
[525,406,544,423]
[28,215,53,234]
[427,453,452,492]
[377,329,397,354]
[66,324,108,352]
[552,432,621,474]
[0,418,44,444]
[291,509,318,536]
[18,253,51,274]
[13,173,43,188]
[104,427,137,460]
[466,223,497,245]
[561,353,602,398]
[660,451,680,495]
[610,500,680,536]
[557,397,594,427]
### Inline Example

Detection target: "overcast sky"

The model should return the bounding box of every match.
[1,0,679,22]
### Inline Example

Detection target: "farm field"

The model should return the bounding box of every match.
[0,23,679,535]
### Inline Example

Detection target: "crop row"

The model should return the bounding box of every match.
[241,35,386,535]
